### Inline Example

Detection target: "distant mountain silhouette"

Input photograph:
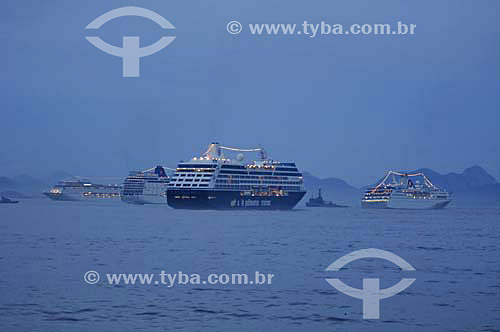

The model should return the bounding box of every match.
[410,166,497,193]
[0,190,33,199]
[0,174,46,197]
[0,171,73,197]
[0,176,16,188]
[11,174,46,188]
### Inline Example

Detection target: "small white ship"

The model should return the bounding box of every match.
[121,166,170,205]
[44,179,122,202]
[362,171,452,209]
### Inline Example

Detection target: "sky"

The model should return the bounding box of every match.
[1,0,499,187]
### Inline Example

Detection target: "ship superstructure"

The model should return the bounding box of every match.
[362,171,452,209]
[121,166,169,205]
[166,143,306,210]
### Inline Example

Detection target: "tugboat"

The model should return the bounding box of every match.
[0,196,19,204]
[306,188,348,208]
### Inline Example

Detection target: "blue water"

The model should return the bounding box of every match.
[1,199,499,331]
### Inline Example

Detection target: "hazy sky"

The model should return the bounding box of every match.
[1,0,499,186]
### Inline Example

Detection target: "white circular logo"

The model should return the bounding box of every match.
[84,270,100,284]
[227,21,243,34]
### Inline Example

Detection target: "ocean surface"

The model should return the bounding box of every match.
[1,199,499,332]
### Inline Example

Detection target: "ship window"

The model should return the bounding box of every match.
[194,179,200,182]
[196,174,202,177]
[181,174,186,177]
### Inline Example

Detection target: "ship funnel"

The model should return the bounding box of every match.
[204,142,222,159]
[154,166,167,177]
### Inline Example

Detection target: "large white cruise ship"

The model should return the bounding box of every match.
[166,143,306,210]
[362,171,452,209]
[44,179,122,202]
[121,166,170,205]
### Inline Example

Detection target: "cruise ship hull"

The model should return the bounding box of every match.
[362,198,452,209]
[167,189,306,210]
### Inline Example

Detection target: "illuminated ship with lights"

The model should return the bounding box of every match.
[43,179,122,202]
[166,143,306,210]
[121,166,170,205]
[361,171,452,209]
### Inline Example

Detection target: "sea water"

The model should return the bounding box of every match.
[0,199,499,331]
